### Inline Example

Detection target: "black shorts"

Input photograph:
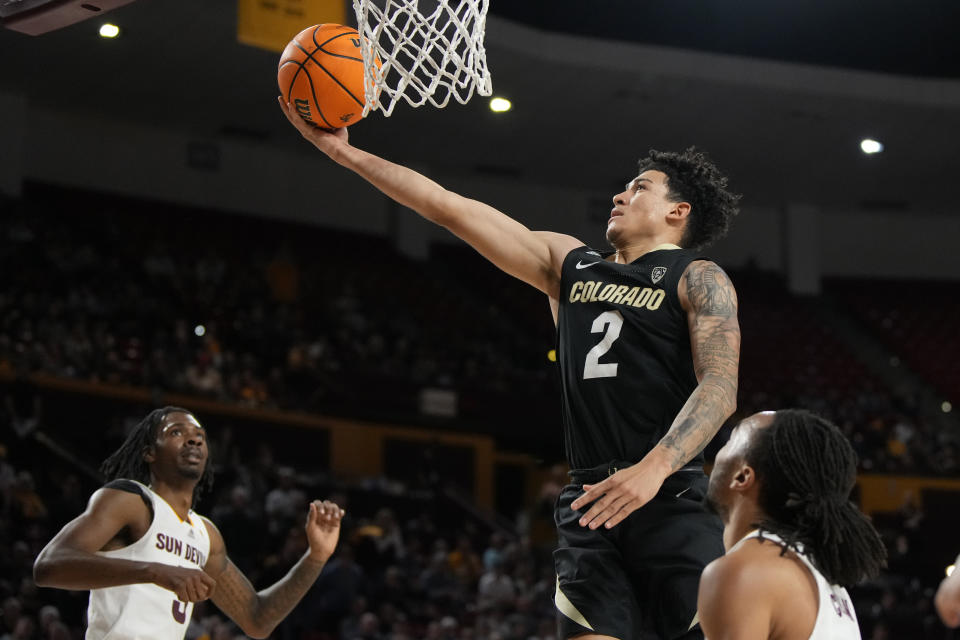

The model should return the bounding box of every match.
[553,462,724,640]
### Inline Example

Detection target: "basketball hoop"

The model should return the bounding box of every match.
[351,0,493,117]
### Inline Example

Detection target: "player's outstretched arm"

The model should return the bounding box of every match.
[572,261,739,529]
[33,488,216,602]
[278,98,581,299]
[203,499,344,639]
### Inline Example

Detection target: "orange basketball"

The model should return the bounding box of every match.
[277,24,379,129]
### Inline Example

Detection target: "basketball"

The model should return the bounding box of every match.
[277,24,378,129]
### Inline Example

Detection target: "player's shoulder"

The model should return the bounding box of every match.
[698,547,778,639]
[681,258,734,284]
[700,540,818,640]
[532,232,587,260]
[196,513,218,533]
[86,481,154,525]
[703,537,799,597]
[197,514,226,548]
[678,259,738,312]
[93,479,148,503]
[102,478,149,496]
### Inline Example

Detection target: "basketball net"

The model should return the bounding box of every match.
[352,0,492,117]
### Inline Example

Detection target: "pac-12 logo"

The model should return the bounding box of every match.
[651,267,667,284]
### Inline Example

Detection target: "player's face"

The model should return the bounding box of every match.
[705,412,775,520]
[149,412,208,480]
[606,170,680,246]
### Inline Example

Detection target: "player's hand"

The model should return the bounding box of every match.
[304,499,345,564]
[149,564,217,602]
[570,458,670,530]
[277,96,350,155]
[936,569,960,627]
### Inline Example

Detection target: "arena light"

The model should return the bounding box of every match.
[860,138,884,154]
[489,97,512,113]
[943,401,953,413]
[194,325,206,337]
[99,23,120,38]
[547,349,557,362]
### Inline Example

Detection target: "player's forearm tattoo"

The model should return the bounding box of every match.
[659,262,740,470]
[253,555,325,624]
[214,555,325,636]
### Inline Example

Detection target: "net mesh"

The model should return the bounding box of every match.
[352,0,492,117]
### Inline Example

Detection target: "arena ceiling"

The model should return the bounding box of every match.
[1,1,958,213]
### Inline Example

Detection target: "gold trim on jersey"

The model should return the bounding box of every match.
[555,577,595,630]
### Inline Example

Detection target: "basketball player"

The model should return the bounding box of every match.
[700,410,887,639]
[280,101,741,640]
[33,406,344,640]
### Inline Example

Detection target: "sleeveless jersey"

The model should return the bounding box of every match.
[86,480,211,640]
[556,245,703,468]
[734,530,861,640]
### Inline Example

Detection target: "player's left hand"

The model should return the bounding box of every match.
[277,97,350,156]
[304,500,345,563]
[570,458,670,530]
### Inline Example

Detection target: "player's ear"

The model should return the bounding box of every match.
[731,464,755,491]
[142,445,156,464]
[668,201,691,221]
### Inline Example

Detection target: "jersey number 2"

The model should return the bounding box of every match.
[583,310,623,379]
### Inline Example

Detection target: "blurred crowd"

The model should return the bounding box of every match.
[0,187,553,448]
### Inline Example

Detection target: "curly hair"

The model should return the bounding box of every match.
[100,406,214,506]
[637,147,741,250]
[745,409,887,586]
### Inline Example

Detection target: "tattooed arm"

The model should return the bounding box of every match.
[571,260,739,530]
[659,260,740,468]
[203,500,344,639]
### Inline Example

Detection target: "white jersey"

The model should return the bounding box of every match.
[735,530,861,640]
[86,480,211,640]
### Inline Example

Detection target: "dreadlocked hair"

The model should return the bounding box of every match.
[100,406,214,506]
[637,147,741,250]
[744,409,887,587]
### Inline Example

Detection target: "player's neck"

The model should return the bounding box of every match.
[149,477,196,521]
[724,501,766,551]
[610,236,683,264]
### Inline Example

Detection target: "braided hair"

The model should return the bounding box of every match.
[100,406,214,506]
[744,409,887,586]
[637,147,741,250]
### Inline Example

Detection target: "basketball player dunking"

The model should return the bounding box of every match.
[34,406,344,640]
[701,410,886,639]
[280,101,740,640]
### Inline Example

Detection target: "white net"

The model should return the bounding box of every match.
[352,0,493,117]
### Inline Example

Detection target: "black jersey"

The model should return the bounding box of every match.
[556,245,704,468]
